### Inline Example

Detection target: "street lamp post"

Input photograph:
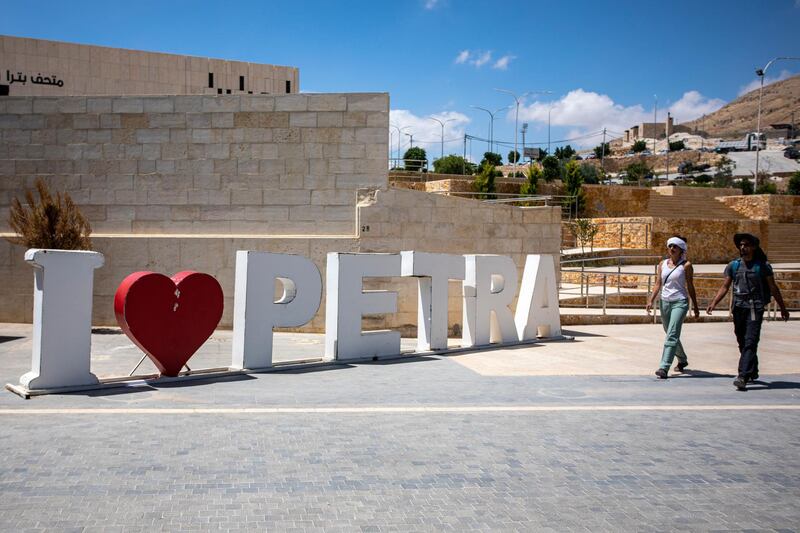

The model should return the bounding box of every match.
[521,123,528,165]
[754,57,800,189]
[471,105,508,153]
[653,94,658,156]
[547,104,556,155]
[429,116,455,161]
[496,89,552,178]
[390,123,407,163]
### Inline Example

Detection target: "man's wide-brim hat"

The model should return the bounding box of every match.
[733,233,760,247]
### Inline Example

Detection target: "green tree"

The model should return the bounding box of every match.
[712,156,734,188]
[756,182,778,194]
[520,164,542,196]
[542,155,561,182]
[737,178,754,195]
[593,143,611,159]
[632,140,647,153]
[554,145,576,160]
[668,140,686,151]
[402,146,427,171]
[432,154,476,175]
[507,150,520,164]
[480,151,502,167]
[579,162,601,184]
[562,160,586,214]
[473,163,499,199]
[625,161,652,184]
[788,171,800,195]
[571,219,600,253]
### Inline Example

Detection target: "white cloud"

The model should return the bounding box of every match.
[516,88,725,147]
[389,109,471,159]
[738,69,795,96]
[454,49,507,69]
[472,51,492,68]
[492,55,515,70]
[667,91,725,122]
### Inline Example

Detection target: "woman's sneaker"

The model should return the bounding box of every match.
[675,362,688,373]
[655,368,668,379]
[733,376,747,391]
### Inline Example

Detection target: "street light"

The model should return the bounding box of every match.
[521,122,528,163]
[390,123,408,162]
[547,103,557,154]
[429,116,455,161]
[470,105,508,153]
[496,89,551,177]
[754,57,800,189]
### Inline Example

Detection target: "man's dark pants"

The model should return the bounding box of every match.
[732,306,763,379]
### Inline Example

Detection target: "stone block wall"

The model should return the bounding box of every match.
[0,94,388,235]
[0,191,561,333]
[717,194,800,222]
[0,35,299,97]
[583,184,651,217]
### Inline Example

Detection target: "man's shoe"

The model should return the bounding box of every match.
[655,368,668,379]
[751,372,759,382]
[675,361,688,373]
[733,376,747,391]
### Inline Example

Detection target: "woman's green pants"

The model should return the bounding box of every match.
[659,298,689,370]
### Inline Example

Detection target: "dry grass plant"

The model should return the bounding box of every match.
[5,178,92,250]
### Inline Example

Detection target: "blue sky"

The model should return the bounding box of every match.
[2,0,799,160]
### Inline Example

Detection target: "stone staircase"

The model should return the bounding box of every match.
[768,223,800,263]
[647,190,745,219]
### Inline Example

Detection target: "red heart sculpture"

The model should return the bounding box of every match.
[114,271,224,377]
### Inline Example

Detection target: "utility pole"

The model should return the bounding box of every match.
[653,94,658,155]
[700,114,705,151]
[521,123,528,168]
[463,134,467,174]
[601,127,607,176]
[429,116,455,162]
[666,112,671,182]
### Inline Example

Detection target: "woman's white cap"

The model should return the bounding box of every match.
[667,236,687,251]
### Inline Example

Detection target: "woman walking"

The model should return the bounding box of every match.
[646,236,700,379]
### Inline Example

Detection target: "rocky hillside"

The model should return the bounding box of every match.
[681,75,800,139]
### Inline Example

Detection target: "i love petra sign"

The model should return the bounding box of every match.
[12,248,561,394]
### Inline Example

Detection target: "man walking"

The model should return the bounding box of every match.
[706,233,790,391]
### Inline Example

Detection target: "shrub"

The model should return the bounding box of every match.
[480,152,502,167]
[737,178,754,195]
[563,160,586,215]
[593,143,611,159]
[668,140,686,151]
[755,182,778,194]
[632,140,647,153]
[542,155,561,182]
[507,150,520,164]
[787,171,800,195]
[472,163,499,199]
[5,178,92,250]
[520,164,542,196]
[432,154,475,175]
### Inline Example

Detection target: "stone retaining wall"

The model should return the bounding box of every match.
[717,194,800,222]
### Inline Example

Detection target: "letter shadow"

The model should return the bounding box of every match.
[0,336,24,344]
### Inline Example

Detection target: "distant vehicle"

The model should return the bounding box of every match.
[624,151,636,157]
[657,149,668,155]
[785,146,800,160]
[641,149,652,156]
[583,153,597,159]
[715,132,766,153]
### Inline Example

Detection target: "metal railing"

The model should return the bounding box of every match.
[389,158,429,172]
[561,220,652,254]
[429,192,579,220]
[559,269,800,320]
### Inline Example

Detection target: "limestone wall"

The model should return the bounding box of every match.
[0,190,560,332]
[0,35,299,97]
[0,93,388,235]
[651,186,740,197]
[583,184,651,217]
[717,194,800,222]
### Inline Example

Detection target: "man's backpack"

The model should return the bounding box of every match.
[731,258,772,304]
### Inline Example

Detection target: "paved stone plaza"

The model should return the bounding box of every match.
[1,322,799,531]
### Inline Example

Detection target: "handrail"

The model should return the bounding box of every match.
[559,271,800,319]
[561,220,652,254]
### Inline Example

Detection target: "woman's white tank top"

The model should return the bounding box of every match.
[661,259,688,302]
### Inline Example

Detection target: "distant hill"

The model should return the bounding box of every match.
[681,75,800,140]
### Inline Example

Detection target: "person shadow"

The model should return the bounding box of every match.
[744,380,800,390]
